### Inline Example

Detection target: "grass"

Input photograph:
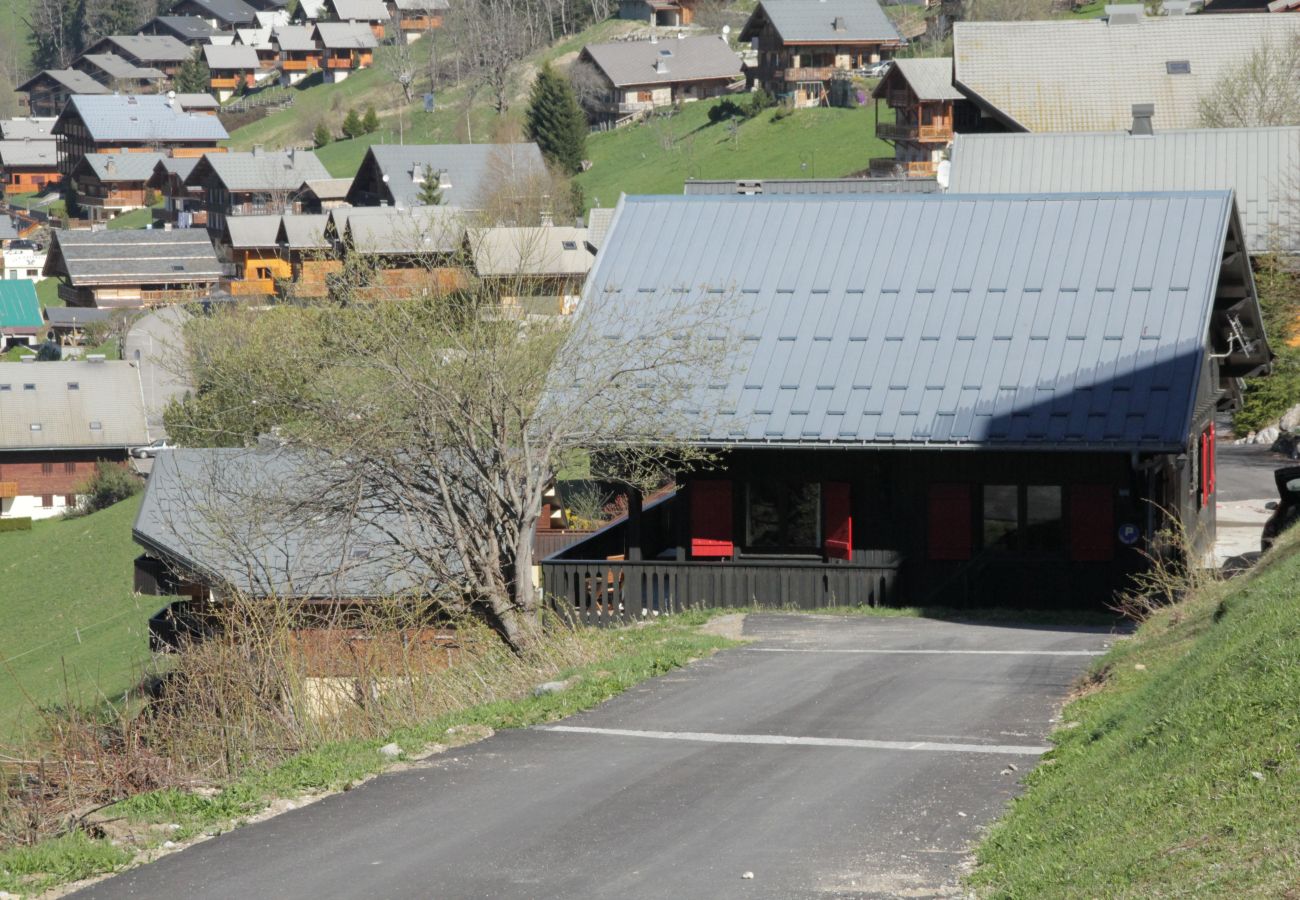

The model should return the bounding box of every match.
[575,98,896,209]
[970,531,1300,898]
[106,207,158,231]
[0,496,155,744]
[36,279,61,309]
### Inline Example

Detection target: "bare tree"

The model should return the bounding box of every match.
[25,0,78,69]
[1200,36,1300,129]
[379,31,419,104]
[568,58,609,120]
[450,0,529,114]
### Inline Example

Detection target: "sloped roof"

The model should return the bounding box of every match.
[174,93,221,111]
[561,192,1264,451]
[297,0,328,18]
[949,127,1300,255]
[0,280,42,330]
[874,57,961,101]
[277,213,330,249]
[53,95,229,143]
[0,118,56,140]
[176,0,258,25]
[45,229,223,286]
[75,152,167,183]
[585,207,615,248]
[313,21,379,48]
[204,42,260,69]
[953,14,1300,133]
[16,69,111,95]
[327,0,389,18]
[79,53,167,81]
[134,448,443,599]
[272,24,318,51]
[582,36,741,88]
[0,140,58,168]
[0,218,18,241]
[144,15,220,41]
[235,26,273,48]
[44,306,115,328]
[88,34,192,62]
[392,0,450,10]
[148,155,203,188]
[684,177,939,195]
[342,205,463,254]
[226,214,284,248]
[352,143,546,208]
[470,226,595,277]
[0,360,149,450]
[187,149,329,191]
[300,177,352,201]
[740,0,901,44]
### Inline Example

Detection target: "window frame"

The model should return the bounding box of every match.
[743,480,823,556]
[978,483,1066,558]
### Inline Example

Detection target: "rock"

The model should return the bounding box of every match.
[166,823,181,832]
[957,811,968,817]
[378,742,402,758]
[741,871,755,880]
[1281,404,1300,431]
[1256,426,1281,446]
[162,841,177,849]
[1251,771,1266,781]
[1006,762,1018,771]
[1134,664,1146,671]
[533,679,573,697]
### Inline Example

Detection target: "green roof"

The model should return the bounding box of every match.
[0,280,43,330]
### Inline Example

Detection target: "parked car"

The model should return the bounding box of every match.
[1261,466,1300,552]
[864,60,891,78]
[131,439,174,459]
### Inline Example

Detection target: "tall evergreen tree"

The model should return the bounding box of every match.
[362,105,380,134]
[417,174,442,206]
[175,50,211,94]
[525,64,587,175]
[342,108,364,139]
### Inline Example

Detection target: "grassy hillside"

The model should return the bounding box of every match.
[971,537,1300,897]
[0,496,155,743]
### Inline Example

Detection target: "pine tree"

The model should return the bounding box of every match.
[342,108,364,139]
[525,64,587,175]
[175,50,211,94]
[313,122,332,148]
[362,105,380,134]
[417,174,442,206]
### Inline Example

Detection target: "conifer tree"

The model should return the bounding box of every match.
[342,108,364,139]
[175,50,211,94]
[313,122,332,148]
[525,64,587,175]
[362,105,380,134]
[417,174,442,206]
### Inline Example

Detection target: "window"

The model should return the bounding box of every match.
[89,421,103,430]
[0,384,9,391]
[22,384,34,391]
[41,494,53,509]
[64,494,76,508]
[561,240,578,251]
[746,481,820,550]
[67,382,79,390]
[982,485,1019,552]
[1024,486,1064,553]
[1166,60,1191,75]
[64,462,76,474]
[42,462,53,475]
[982,484,1065,555]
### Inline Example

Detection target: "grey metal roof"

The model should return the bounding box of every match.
[277,213,330,249]
[740,0,901,44]
[272,24,318,51]
[0,218,20,241]
[0,360,150,450]
[75,152,167,183]
[684,177,940,195]
[953,14,1300,133]
[134,448,442,599]
[44,306,116,327]
[145,15,220,40]
[234,26,273,48]
[148,155,202,188]
[203,43,260,69]
[948,127,1300,256]
[174,93,221,110]
[225,214,284,248]
[328,0,389,18]
[469,226,594,277]
[392,0,450,10]
[300,177,352,200]
[187,149,330,192]
[46,228,223,286]
[53,95,229,143]
[353,143,546,209]
[0,140,58,168]
[16,69,111,95]
[176,0,258,25]
[876,57,961,101]
[0,118,56,140]
[582,36,741,88]
[79,53,167,81]
[312,21,379,48]
[565,192,1254,451]
[342,205,463,254]
[88,34,193,63]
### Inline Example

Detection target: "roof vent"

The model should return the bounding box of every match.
[87,354,106,362]
[1165,59,1190,74]
[1131,102,1154,135]
[1104,2,1143,21]
[655,57,668,74]
[252,144,264,156]
[833,15,846,30]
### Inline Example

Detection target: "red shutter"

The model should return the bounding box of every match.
[1208,423,1217,498]
[1069,484,1114,562]
[927,483,971,561]
[690,480,733,558]
[823,481,852,561]
[1200,431,1209,507]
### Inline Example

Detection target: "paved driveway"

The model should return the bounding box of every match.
[73,615,1114,900]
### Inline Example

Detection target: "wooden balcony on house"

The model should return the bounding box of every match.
[776,66,837,82]
[210,75,241,89]
[399,15,440,29]
[281,58,319,71]
[875,121,953,143]
[227,278,277,296]
[0,482,18,500]
[325,57,354,69]
[869,157,938,177]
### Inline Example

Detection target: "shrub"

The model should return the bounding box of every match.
[341,109,364,139]
[746,88,775,118]
[362,106,380,134]
[75,462,142,515]
[708,99,745,124]
[0,518,32,533]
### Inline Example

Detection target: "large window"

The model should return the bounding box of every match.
[982,484,1064,555]
[746,481,821,551]
[982,485,1019,552]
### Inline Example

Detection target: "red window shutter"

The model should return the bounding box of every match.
[690,480,733,558]
[823,481,852,561]
[1208,423,1216,497]
[927,484,971,561]
[1200,431,1209,507]
[1070,485,1114,562]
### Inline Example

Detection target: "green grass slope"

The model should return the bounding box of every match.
[971,538,1300,898]
[0,497,154,743]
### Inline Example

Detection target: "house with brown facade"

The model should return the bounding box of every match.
[388,0,448,41]
[15,70,111,118]
[618,0,698,26]
[326,205,466,298]
[51,95,229,178]
[186,147,331,233]
[148,156,206,228]
[203,43,263,100]
[275,213,336,297]
[273,25,323,84]
[72,54,168,93]
[325,0,390,39]
[80,35,193,80]
[578,35,742,121]
[313,22,378,82]
[870,57,977,177]
[0,134,60,194]
[468,225,595,315]
[44,228,223,308]
[68,152,165,221]
[221,214,292,296]
[740,0,901,106]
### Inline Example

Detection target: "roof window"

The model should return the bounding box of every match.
[67,382,79,390]
[1166,60,1190,75]
[89,421,103,430]
[23,384,35,391]
[561,240,578,250]
[30,423,41,431]
[0,384,9,391]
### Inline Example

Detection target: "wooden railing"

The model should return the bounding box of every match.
[877,121,954,143]
[542,558,900,626]
[325,57,354,69]
[777,66,837,82]
[869,157,938,177]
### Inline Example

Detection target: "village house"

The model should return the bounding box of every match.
[203,43,264,100]
[299,177,353,211]
[138,15,223,45]
[740,0,901,107]
[186,147,331,232]
[3,232,46,283]
[222,214,292,295]
[468,225,595,315]
[870,57,977,177]
[387,0,448,41]
[174,94,222,115]
[43,306,115,346]
[275,213,336,297]
[0,136,60,195]
[170,0,259,30]
[578,35,742,121]
[948,125,1300,256]
[15,70,111,118]
[43,228,223,308]
[325,0,391,39]
[72,54,168,93]
[273,25,323,84]
[327,205,466,298]
[347,143,546,209]
[312,22,378,82]
[0,359,151,521]
[952,11,1300,132]
[541,191,1269,618]
[80,35,193,80]
[68,152,166,221]
[236,15,289,72]
[618,0,698,26]
[51,95,229,178]
[148,157,206,228]
[0,280,42,351]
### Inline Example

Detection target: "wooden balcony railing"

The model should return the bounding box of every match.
[210,76,241,89]
[325,57,354,69]
[876,121,953,143]
[280,58,319,71]
[869,157,938,177]
[776,66,836,82]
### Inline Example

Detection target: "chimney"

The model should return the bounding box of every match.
[655,57,668,74]
[105,157,117,175]
[287,147,297,166]
[1131,103,1154,135]
[833,15,846,30]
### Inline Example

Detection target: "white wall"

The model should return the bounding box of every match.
[1,494,82,520]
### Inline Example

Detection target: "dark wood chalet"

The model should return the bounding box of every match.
[51,95,228,178]
[870,57,978,178]
[542,192,1269,622]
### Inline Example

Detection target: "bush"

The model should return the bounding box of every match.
[313,123,331,148]
[362,106,379,134]
[746,88,775,118]
[708,99,745,124]
[74,462,142,516]
[0,518,32,533]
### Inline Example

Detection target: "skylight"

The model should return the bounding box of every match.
[1166,60,1191,75]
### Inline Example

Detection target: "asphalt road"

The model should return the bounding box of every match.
[73,615,1115,900]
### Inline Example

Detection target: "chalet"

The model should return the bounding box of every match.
[51,95,229,178]
[869,57,975,177]
[80,35,193,79]
[275,213,336,297]
[0,137,60,194]
[952,12,1300,132]
[73,54,167,93]
[15,70,111,118]
[740,0,902,107]
[329,205,466,298]
[388,0,448,41]
[44,306,116,345]
[148,156,206,228]
[44,228,223,308]
[578,35,742,120]
[68,152,165,221]
[325,0,390,39]
[0,280,42,351]
[222,214,291,295]
[138,15,222,44]
[541,191,1269,619]
[683,176,939,195]
[203,43,263,100]
[299,177,352,211]
[618,0,697,26]
[468,225,595,315]
[0,360,150,521]
[174,93,222,115]
[170,0,259,29]
[346,143,546,209]
[237,15,289,71]
[948,126,1300,257]
[2,229,46,282]
[186,147,331,232]
[272,25,323,84]
[312,22,378,83]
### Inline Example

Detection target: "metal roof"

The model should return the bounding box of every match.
[342,205,463,254]
[469,226,595,277]
[0,218,19,241]
[327,0,389,19]
[949,127,1300,256]
[276,213,330,249]
[53,95,229,143]
[0,281,42,330]
[300,177,352,200]
[565,192,1253,452]
[684,177,940,195]
[175,0,258,25]
[0,139,58,168]
[873,57,961,102]
[144,15,220,40]
[44,306,115,328]
[78,54,166,81]
[582,36,741,88]
[234,26,273,48]
[0,118,56,140]
[187,148,329,192]
[87,34,193,62]
[585,207,615,249]
[352,143,546,208]
[174,93,221,110]
[134,448,442,599]
[392,0,450,10]
[312,21,379,48]
[0,360,150,450]
[203,43,260,69]
[16,69,110,95]
[226,214,284,248]
[953,14,1300,133]
[148,155,202,188]
[740,0,901,44]
[272,24,318,51]
[74,152,167,183]
[45,228,223,286]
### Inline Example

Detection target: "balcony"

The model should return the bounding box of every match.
[210,76,241,89]
[875,121,953,143]
[775,66,837,82]
[281,58,319,71]
[325,57,354,69]
[869,157,938,178]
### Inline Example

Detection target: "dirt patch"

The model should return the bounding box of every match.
[699,613,746,641]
